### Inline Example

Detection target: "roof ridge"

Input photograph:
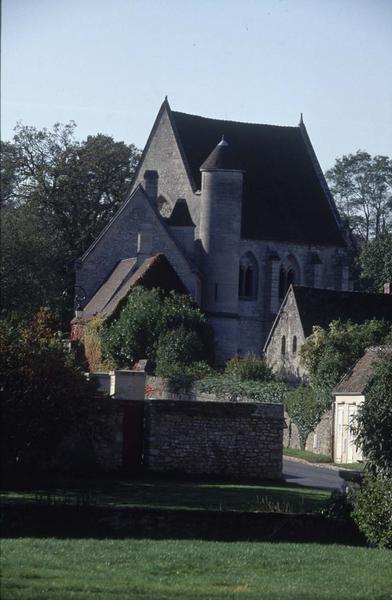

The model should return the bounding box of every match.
[172,109,298,130]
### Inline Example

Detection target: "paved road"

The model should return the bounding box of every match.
[283,458,345,492]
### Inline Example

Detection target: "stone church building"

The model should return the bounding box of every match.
[75,99,350,362]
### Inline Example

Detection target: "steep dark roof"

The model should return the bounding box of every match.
[82,254,188,321]
[166,198,195,227]
[171,110,345,246]
[293,286,392,337]
[334,346,392,394]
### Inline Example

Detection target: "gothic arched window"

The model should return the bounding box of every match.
[239,252,258,299]
[292,335,297,354]
[278,258,299,302]
[281,336,286,355]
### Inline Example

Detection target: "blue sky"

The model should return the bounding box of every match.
[2,0,392,170]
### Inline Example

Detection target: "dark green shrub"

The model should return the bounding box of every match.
[352,476,392,548]
[224,353,273,382]
[102,288,214,369]
[321,490,354,521]
[0,309,100,482]
[102,287,162,367]
[155,326,205,377]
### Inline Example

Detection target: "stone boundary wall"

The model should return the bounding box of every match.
[284,409,333,457]
[145,400,284,479]
[87,371,285,479]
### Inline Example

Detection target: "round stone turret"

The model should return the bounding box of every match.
[199,138,244,363]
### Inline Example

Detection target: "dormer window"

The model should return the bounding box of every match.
[239,252,258,299]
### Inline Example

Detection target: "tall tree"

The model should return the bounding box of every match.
[326,151,392,242]
[359,233,392,293]
[1,122,141,323]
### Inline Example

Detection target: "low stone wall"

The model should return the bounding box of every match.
[145,400,284,479]
[1,504,365,545]
[284,409,333,457]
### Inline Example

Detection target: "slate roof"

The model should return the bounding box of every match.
[166,198,195,227]
[82,254,188,321]
[171,109,345,246]
[334,346,392,394]
[293,286,392,337]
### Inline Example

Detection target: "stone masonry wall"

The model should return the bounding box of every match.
[145,400,284,479]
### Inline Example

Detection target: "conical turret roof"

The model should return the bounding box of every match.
[200,136,242,171]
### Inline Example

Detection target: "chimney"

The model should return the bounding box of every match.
[384,282,391,295]
[143,170,158,202]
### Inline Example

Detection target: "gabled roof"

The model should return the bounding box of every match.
[82,253,188,321]
[165,198,195,227]
[170,108,345,246]
[292,286,392,337]
[264,285,392,353]
[334,346,392,394]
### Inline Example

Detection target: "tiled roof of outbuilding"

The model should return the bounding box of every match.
[333,346,392,394]
[171,110,345,246]
[82,254,188,321]
[292,286,392,337]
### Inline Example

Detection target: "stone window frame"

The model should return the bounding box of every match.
[239,251,258,300]
[278,254,301,302]
[292,335,297,354]
[281,335,286,355]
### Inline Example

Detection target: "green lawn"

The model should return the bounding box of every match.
[284,448,332,463]
[284,448,364,471]
[1,476,329,513]
[1,538,391,599]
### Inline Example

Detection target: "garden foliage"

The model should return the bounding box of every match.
[352,476,392,549]
[0,309,100,481]
[196,354,286,403]
[300,319,392,408]
[354,355,392,477]
[103,288,214,370]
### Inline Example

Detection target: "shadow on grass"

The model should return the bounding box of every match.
[1,475,365,547]
[1,474,329,514]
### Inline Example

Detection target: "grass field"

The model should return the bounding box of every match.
[2,538,391,599]
[283,448,364,470]
[0,477,330,513]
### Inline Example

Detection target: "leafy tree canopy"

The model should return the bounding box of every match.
[358,233,392,293]
[0,308,100,480]
[325,151,392,243]
[300,319,392,408]
[1,122,141,323]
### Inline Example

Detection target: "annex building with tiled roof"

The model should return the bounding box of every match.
[264,285,392,382]
[75,99,352,362]
[332,346,392,464]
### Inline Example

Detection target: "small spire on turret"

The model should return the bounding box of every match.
[299,112,304,125]
[218,135,228,147]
